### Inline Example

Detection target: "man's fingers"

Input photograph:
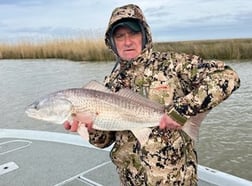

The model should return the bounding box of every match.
[63,121,71,130]
[63,112,94,132]
[159,119,167,129]
[85,122,94,131]
[70,120,79,132]
[159,114,181,129]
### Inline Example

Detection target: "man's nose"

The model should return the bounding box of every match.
[124,34,133,45]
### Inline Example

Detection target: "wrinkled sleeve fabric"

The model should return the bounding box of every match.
[163,53,240,125]
[88,130,116,148]
[169,54,240,119]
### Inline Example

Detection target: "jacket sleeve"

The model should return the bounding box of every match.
[167,53,240,124]
[88,130,116,148]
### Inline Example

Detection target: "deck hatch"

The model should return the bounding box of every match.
[0,162,19,176]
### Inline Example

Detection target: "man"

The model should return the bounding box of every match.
[65,4,240,185]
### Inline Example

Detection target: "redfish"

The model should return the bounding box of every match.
[25,80,207,145]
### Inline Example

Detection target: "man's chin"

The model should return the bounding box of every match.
[121,53,138,60]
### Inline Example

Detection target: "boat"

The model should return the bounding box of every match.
[1,129,251,186]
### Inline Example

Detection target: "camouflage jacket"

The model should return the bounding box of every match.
[88,4,240,186]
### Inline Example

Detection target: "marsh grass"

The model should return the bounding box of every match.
[0,38,114,61]
[154,38,252,60]
[0,38,251,61]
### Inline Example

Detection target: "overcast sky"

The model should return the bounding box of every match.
[0,0,252,43]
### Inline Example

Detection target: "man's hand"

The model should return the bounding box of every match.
[159,113,182,129]
[63,112,94,132]
[64,120,79,132]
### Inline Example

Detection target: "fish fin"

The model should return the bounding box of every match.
[77,124,90,141]
[117,89,164,111]
[84,80,163,110]
[182,111,210,141]
[82,80,111,93]
[131,128,152,146]
[181,121,200,141]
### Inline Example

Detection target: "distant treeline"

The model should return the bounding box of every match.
[0,38,251,61]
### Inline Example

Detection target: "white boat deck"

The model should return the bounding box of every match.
[1,129,251,186]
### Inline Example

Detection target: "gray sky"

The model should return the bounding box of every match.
[0,0,252,42]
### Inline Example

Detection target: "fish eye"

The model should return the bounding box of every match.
[33,102,40,110]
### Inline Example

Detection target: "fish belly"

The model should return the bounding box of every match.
[92,111,161,131]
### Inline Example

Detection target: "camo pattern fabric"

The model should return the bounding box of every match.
[88,4,240,186]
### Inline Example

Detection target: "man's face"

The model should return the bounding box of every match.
[113,26,142,60]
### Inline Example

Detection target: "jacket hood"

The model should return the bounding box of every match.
[105,4,153,61]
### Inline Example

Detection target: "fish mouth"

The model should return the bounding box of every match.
[25,102,38,115]
[25,107,35,116]
[25,108,42,120]
[25,106,71,125]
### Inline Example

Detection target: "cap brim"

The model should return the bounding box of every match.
[112,21,141,34]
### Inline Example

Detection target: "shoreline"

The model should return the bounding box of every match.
[0,38,251,61]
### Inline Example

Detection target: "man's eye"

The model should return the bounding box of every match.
[115,33,124,39]
[129,31,138,35]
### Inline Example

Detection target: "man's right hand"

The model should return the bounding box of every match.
[63,120,79,132]
[159,113,182,130]
[63,112,94,132]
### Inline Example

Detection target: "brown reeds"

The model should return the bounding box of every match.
[154,38,252,60]
[0,38,114,61]
[0,38,251,61]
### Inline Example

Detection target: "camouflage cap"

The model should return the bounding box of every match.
[111,19,141,35]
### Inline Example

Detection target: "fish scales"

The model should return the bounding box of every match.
[61,88,164,117]
[25,80,209,144]
[60,88,164,128]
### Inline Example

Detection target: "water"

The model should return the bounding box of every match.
[0,59,251,180]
